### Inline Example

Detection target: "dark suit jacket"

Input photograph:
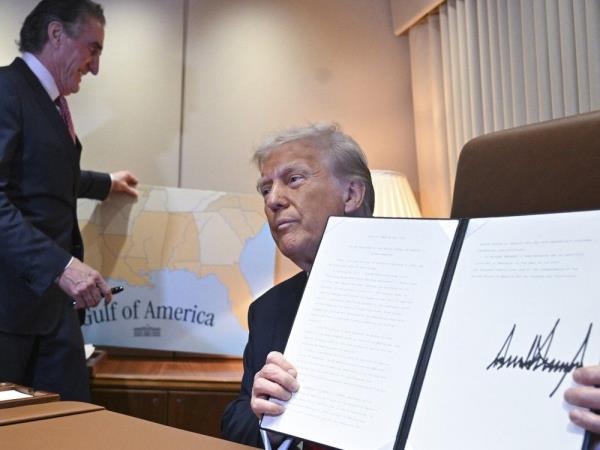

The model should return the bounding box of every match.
[221,271,308,448]
[0,57,111,335]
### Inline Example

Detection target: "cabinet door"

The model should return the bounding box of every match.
[168,391,238,437]
[91,388,168,425]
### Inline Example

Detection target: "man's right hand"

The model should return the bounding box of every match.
[56,258,112,309]
[565,366,600,429]
[251,351,300,418]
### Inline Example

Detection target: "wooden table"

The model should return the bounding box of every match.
[88,351,244,439]
[0,401,253,450]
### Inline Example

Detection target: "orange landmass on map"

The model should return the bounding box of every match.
[79,194,271,331]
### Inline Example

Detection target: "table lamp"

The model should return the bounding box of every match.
[370,170,421,218]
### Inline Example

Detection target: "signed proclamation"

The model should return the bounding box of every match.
[406,211,600,450]
[261,211,600,450]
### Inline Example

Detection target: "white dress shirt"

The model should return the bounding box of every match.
[21,52,60,102]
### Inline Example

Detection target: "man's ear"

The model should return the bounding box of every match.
[343,180,366,216]
[47,21,65,48]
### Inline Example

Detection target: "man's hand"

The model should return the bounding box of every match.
[56,258,112,309]
[251,351,299,418]
[565,366,600,434]
[110,170,139,197]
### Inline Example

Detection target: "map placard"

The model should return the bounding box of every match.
[78,185,275,356]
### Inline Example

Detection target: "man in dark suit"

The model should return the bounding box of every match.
[222,123,600,449]
[221,122,374,448]
[0,0,137,402]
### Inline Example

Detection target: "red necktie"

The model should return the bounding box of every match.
[55,95,77,143]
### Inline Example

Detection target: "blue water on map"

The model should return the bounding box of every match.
[239,223,276,299]
[82,270,249,356]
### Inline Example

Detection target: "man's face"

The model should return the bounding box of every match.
[52,18,104,96]
[257,140,347,271]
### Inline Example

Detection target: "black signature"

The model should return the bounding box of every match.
[486,319,592,397]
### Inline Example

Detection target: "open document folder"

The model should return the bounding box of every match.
[260,211,599,450]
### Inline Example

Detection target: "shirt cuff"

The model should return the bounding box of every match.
[55,256,74,283]
[260,429,293,450]
[64,256,74,271]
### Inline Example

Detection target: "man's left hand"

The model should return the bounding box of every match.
[110,170,139,197]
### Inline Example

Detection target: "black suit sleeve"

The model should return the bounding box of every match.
[221,272,306,448]
[79,170,111,200]
[221,303,263,448]
[0,85,71,296]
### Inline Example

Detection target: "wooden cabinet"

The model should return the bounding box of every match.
[88,351,243,438]
[169,391,238,436]
[90,388,168,424]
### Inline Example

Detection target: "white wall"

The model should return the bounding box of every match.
[0,0,417,197]
[182,0,417,195]
[73,0,184,186]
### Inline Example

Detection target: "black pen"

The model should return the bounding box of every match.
[72,285,125,307]
[107,285,125,296]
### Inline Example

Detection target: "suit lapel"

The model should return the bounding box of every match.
[276,272,308,351]
[12,58,80,168]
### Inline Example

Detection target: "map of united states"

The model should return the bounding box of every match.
[78,185,275,356]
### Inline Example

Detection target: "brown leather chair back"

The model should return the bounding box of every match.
[450,111,600,219]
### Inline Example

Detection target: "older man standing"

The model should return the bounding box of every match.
[0,0,137,401]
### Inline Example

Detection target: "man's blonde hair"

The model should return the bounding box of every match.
[253,122,374,217]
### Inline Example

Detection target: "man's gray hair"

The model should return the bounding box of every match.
[19,0,105,54]
[253,122,374,217]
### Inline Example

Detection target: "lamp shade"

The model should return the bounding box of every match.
[371,170,421,217]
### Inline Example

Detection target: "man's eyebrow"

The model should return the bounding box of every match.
[256,161,313,191]
[256,177,269,192]
[274,161,312,176]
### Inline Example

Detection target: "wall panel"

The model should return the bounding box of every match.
[181,0,417,196]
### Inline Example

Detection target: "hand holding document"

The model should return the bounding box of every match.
[565,366,600,434]
[262,217,458,450]
[260,211,600,450]
[251,351,299,418]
